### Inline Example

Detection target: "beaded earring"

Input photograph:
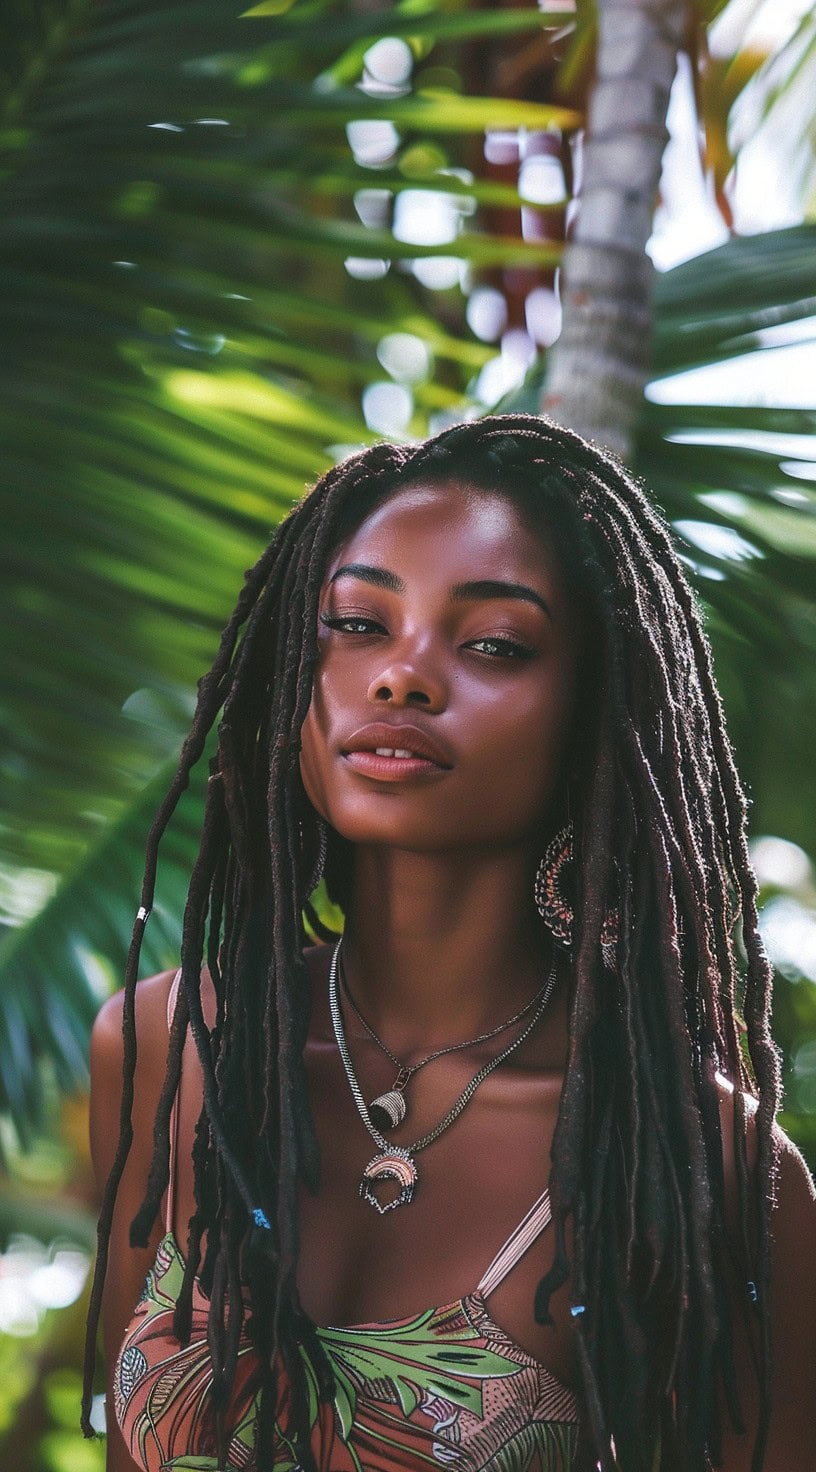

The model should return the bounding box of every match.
[534,822,619,972]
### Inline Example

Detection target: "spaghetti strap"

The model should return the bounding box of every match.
[476,1186,552,1300]
[164,969,183,1236]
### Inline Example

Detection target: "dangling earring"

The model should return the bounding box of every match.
[302,815,328,895]
[534,823,574,949]
[534,822,619,972]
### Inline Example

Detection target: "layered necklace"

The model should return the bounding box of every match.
[328,940,556,1213]
[339,948,552,1130]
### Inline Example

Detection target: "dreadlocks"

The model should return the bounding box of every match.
[82,414,780,1472]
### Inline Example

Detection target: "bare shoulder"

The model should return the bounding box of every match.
[91,966,178,1051]
[765,1115,816,1348]
[715,1072,815,1279]
[715,1075,816,1469]
[772,1121,816,1225]
[761,1123,816,1470]
[715,1070,814,1202]
[89,970,179,1192]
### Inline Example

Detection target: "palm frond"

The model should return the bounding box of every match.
[3,0,815,1148]
[0,755,205,1139]
[0,0,577,1135]
[0,0,570,877]
[641,226,816,849]
[503,223,816,847]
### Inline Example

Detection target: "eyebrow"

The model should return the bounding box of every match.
[451,578,551,620]
[329,564,551,619]
[329,563,403,594]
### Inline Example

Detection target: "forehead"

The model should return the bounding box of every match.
[326,479,564,589]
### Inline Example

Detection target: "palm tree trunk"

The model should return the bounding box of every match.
[541,0,689,461]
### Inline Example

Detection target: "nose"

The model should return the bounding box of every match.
[366,642,447,711]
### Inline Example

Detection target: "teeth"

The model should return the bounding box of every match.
[374,747,417,759]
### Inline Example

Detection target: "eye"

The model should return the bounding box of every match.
[466,636,534,660]
[320,613,385,636]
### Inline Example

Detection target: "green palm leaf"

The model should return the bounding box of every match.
[0,0,575,1136]
[0,753,206,1138]
[3,0,815,1151]
[639,225,816,852]
[320,1311,517,1421]
[1,0,571,878]
[503,224,816,853]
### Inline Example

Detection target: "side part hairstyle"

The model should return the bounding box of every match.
[83,415,780,1472]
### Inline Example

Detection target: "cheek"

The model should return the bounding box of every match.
[508,666,577,812]
[299,697,330,815]
[511,714,565,819]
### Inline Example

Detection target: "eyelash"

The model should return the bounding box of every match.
[320,614,382,636]
[467,636,533,660]
[319,614,534,660]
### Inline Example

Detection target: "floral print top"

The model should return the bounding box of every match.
[114,1200,578,1472]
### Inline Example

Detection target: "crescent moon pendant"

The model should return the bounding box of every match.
[360,1148,418,1213]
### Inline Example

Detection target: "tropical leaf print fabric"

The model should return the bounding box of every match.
[115,1232,578,1472]
[113,1234,259,1471]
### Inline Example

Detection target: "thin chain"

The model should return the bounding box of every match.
[329,941,557,1155]
[339,949,552,1083]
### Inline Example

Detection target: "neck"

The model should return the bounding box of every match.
[340,845,552,1055]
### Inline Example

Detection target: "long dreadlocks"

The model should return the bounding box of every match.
[82,414,780,1472]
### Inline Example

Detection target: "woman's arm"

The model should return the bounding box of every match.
[720,1105,816,1471]
[88,972,177,1472]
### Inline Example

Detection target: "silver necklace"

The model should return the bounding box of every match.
[339,949,553,1130]
[328,940,557,1214]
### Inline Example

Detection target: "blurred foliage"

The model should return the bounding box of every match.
[0,3,581,867]
[0,0,815,1459]
[0,1295,107,1471]
[40,1367,107,1472]
[1,0,575,881]
[0,0,813,1135]
[0,0,578,1139]
[705,3,816,222]
[0,1078,98,1469]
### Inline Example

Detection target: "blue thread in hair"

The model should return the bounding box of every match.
[570,1303,586,1318]
[747,1280,758,1303]
[253,1207,272,1230]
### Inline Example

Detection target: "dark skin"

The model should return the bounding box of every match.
[91,481,816,1470]
[297,482,578,1364]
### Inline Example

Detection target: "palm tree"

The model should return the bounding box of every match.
[1,0,814,1163]
[542,0,688,457]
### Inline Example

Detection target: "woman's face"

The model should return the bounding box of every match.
[299,479,581,855]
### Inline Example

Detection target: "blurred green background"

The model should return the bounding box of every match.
[2,0,815,1466]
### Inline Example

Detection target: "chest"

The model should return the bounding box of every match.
[297,1035,577,1388]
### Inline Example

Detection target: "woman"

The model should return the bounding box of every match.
[84,415,816,1472]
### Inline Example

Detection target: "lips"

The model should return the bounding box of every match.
[342,722,453,769]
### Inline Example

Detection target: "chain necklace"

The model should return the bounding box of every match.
[328,940,557,1214]
[339,948,553,1130]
